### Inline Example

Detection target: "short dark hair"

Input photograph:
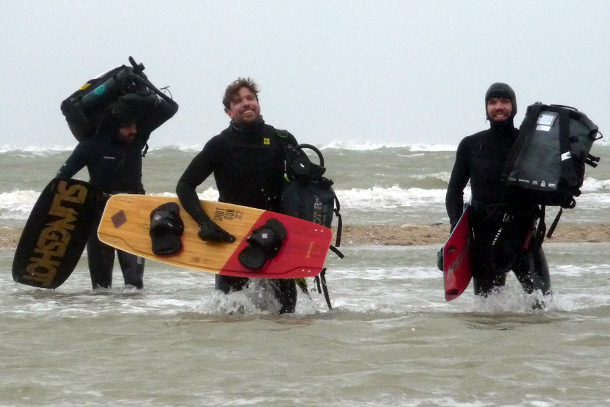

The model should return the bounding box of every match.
[222,77,259,110]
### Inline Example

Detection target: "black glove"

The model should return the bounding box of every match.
[119,92,158,110]
[198,218,235,243]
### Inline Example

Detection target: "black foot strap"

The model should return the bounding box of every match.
[238,218,287,270]
[149,202,184,255]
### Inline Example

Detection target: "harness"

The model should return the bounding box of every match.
[470,201,540,273]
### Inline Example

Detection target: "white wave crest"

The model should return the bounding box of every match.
[594,136,610,147]
[0,190,39,220]
[409,143,458,152]
[337,185,452,209]
[0,144,75,155]
[411,171,452,184]
[581,177,610,192]
[145,141,460,153]
[147,144,205,153]
[319,140,457,151]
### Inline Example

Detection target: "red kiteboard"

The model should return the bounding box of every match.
[443,204,472,301]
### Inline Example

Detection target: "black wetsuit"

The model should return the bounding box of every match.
[446,121,551,297]
[176,118,298,313]
[57,97,178,289]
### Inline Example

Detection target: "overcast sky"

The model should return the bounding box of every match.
[2,1,609,149]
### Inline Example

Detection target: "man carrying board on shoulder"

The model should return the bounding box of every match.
[57,92,178,289]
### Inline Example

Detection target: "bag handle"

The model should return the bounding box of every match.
[298,143,325,167]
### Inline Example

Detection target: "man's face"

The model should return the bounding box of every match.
[225,87,261,124]
[486,97,513,122]
[118,123,137,144]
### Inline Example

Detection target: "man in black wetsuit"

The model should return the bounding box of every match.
[57,95,178,289]
[176,77,300,313]
[446,83,551,300]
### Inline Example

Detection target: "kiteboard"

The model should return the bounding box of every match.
[97,194,333,279]
[443,204,472,301]
[12,178,102,288]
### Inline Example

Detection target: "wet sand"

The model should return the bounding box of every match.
[339,223,610,246]
[0,228,22,250]
[3,223,610,251]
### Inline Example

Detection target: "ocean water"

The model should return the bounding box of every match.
[2,142,610,227]
[1,142,610,406]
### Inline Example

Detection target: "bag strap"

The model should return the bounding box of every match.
[532,204,562,248]
[275,129,314,180]
[533,205,547,249]
[533,205,563,247]
[329,245,344,259]
[333,194,343,247]
[315,269,332,310]
[545,207,563,239]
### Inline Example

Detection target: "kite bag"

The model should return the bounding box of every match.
[502,103,602,209]
[501,103,602,240]
[60,56,164,141]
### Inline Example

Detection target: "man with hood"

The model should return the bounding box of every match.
[445,83,551,300]
[57,94,178,289]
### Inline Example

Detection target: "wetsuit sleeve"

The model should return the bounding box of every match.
[446,138,470,226]
[56,141,91,179]
[176,139,218,224]
[136,95,179,145]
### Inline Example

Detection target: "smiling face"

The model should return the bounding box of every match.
[486,97,513,122]
[225,86,261,125]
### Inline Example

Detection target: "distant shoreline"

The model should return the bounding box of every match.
[3,223,610,251]
[338,224,610,246]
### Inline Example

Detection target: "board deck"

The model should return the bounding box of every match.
[12,178,102,288]
[443,204,472,301]
[97,194,333,279]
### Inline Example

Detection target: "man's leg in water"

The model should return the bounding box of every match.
[215,275,249,294]
[215,276,296,314]
[471,225,507,297]
[513,246,551,296]
[117,250,145,289]
[269,278,297,314]
[473,272,507,297]
[87,233,115,289]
